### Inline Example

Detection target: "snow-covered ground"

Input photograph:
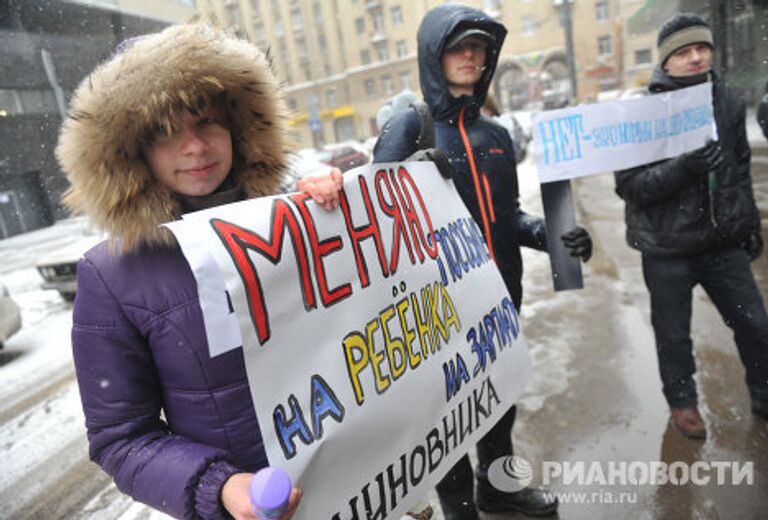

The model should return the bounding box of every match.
[0,217,170,519]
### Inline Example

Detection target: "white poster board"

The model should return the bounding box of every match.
[166,162,534,519]
[533,82,716,183]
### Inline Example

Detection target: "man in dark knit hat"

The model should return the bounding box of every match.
[615,13,768,439]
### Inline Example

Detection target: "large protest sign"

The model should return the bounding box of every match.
[167,162,534,519]
[531,83,716,291]
[533,82,715,183]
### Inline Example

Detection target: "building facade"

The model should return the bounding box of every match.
[201,0,682,148]
[0,0,194,237]
[3,0,766,237]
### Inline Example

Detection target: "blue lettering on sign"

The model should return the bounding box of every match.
[591,120,653,148]
[538,114,585,165]
[538,101,714,164]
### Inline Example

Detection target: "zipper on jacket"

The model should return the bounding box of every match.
[708,82,719,229]
[458,106,496,262]
[482,174,496,222]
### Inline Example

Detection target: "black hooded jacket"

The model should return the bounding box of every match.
[614,67,760,257]
[373,4,546,305]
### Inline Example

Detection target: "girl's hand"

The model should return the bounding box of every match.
[221,472,303,519]
[296,168,344,210]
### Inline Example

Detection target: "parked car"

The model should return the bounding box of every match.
[0,282,21,348]
[282,148,335,191]
[36,231,104,301]
[318,141,371,172]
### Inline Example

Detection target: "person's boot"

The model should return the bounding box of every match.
[670,407,706,439]
[475,479,558,516]
[436,456,479,520]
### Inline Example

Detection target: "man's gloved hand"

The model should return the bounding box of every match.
[406,148,454,179]
[561,226,593,262]
[683,140,723,174]
[743,232,764,260]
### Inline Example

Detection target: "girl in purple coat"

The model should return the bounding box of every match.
[56,22,342,519]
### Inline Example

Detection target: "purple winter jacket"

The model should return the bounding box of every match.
[57,23,293,520]
[73,241,267,518]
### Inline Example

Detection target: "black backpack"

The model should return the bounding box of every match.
[410,100,434,151]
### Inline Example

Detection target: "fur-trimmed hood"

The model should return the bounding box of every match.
[57,22,290,251]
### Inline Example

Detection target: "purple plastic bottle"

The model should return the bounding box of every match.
[249,467,292,519]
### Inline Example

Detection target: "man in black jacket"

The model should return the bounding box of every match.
[375,4,592,519]
[615,13,768,439]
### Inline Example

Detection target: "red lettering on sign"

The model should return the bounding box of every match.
[290,192,352,307]
[210,199,315,345]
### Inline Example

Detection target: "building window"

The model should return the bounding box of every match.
[286,97,297,111]
[291,7,303,31]
[372,9,384,32]
[279,43,289,66]
[0,88,57,115]
[382,76,394,96]
[274,19,284,37]
[521,15,536,36]
[391,6,403,27]
[360,49,371,65]
[396,40,407,58]
[250,0,260,11]
[355,17,365,35]
[635,48,652,65]
[598,35,612,55]
[327,88,337,107]
[595,0,610,21]
[313,2,323,23]
[302,65,311,81]
[254,23,267,42]
[376,43,388,62]
[296,38,308,60]
[364,78,377,99]
[399,70,412,91]
[318,33,327,51]
[305,93,319,112]
[226,4,242,27]
[324,63,332,76]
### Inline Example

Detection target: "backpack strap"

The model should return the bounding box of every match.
[410,100,434,151]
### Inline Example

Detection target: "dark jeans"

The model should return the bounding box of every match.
[435,404,517,519]
[642,247,768,408]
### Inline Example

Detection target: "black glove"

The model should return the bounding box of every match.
[743,232,764,260]
[683,140,723,175]
[406,148,454,179]
[561,226,592,262]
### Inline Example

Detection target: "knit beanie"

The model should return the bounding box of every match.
[657,13,713,66]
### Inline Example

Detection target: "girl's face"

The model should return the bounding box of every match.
[143,101,233,197]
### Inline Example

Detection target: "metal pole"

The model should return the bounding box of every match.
[561,0,578,102]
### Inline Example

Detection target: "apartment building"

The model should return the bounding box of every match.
[202,0,752,148]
